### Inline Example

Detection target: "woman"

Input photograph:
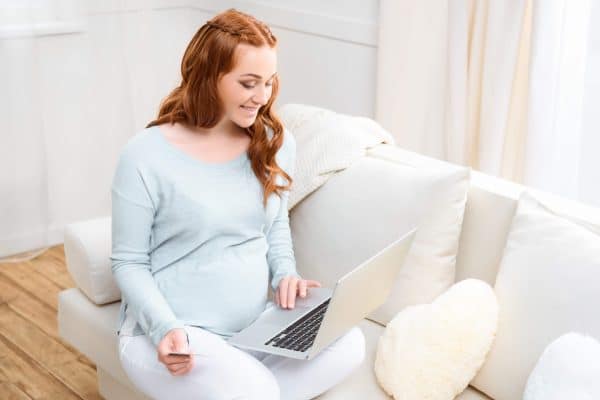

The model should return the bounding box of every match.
[110,8,365,400]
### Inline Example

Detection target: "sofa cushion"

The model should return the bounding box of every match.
[374,279,498,399]
[471,191,600,400]
[368,144,527,289]
[453,171,523,286]
[57,287,385,399]
[64,216,118,305]
[58,288,124,376]
[58,287,489,400]
[290,150,470,325]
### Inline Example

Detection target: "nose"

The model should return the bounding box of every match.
[252,86,269,106]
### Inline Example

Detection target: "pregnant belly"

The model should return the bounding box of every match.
[158,251,270,333]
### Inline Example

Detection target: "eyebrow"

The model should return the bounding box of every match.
[240,72,277,79]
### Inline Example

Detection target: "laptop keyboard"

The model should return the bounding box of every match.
[264,298,331,352]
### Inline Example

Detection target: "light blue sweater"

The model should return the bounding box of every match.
[110,125,301,347]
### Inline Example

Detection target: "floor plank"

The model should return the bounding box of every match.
[0,275,96,370]
[0,335,80,399]
[0,304,101,400]
[0,245,102,399]
[0,275,57,337]
[0,382,34,400]
[28,246,75,289]
[0,260,63,310]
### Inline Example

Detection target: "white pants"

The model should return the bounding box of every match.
[118,324,366,400]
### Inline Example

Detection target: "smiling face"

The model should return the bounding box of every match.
[216,43,277,130]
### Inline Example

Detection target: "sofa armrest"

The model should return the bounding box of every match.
[64,216,120,304]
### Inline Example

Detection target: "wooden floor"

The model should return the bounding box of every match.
[0,245,102,400]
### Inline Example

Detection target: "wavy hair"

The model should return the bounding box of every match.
[146,8,291,208]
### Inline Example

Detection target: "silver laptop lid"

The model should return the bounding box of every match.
[308,227,417,358]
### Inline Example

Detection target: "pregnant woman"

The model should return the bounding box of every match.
[110,7,365,400]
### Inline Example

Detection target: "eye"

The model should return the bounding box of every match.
[240,81,273,89]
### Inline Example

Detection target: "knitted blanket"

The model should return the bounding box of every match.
[277,103,396,209]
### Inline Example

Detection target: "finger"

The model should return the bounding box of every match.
[275,289,280,307]
[280,278,289,308]
[166,355,191,365]
[171,337,190,357]
[287,277,298,308]
[306,280,322,288]
[298,279,307,298]
[157,334,186,365]
[173,358,195,375]
[157,345,172,364]
[169,361,189,374]
[173,363,193,376]
[173,340,188,354]
[167,354,193,368]
[167,361,190,372]
[166,341,191,364]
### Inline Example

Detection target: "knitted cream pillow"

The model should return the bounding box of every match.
[374,279,498,400]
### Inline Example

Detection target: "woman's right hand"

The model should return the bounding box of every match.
[157,328,195,376]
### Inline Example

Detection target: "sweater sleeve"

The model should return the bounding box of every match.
[110,151,185,348]
[268,129,303,291]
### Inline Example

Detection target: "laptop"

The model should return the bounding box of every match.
[226,227,417,360]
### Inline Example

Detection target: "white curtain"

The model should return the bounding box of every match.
[0,1,200,260]
[376,0,600,208]
[524,0,599,206]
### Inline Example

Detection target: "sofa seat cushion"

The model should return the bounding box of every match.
[455,387,493,400]
[58,285,391,399]
[58,288,131,385]
[58,287,491,400]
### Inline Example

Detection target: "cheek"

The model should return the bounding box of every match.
[221,82,246,106]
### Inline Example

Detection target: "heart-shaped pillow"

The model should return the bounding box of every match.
[374,279,498,399]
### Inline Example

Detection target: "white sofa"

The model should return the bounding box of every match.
[58,139,590,400]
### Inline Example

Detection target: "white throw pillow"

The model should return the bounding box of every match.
[523,332,600,400]
[374,279,498,400]
[290,153,470,325]
[471,191,600,400]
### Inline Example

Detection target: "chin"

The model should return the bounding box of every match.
[237,118,257,128]
[234,121,251,129]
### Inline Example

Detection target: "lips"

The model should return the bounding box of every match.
[241,106,258,112]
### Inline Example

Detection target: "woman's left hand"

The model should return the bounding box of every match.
[275,276,322,309]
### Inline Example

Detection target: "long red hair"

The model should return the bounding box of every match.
[146,8,291,208]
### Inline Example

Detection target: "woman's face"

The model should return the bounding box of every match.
[217,43,277,129]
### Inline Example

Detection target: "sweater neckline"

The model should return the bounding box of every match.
[152,125,249,170]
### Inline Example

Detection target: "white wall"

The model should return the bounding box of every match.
[0,0,379,257]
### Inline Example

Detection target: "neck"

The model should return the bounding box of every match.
[177,120,248,139]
